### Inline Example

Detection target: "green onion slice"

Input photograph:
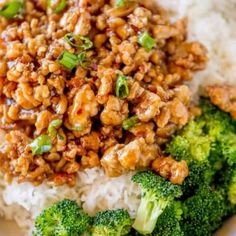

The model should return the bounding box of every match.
[29,135,52,156]
[122,116,139,130]
[58,51,78,70]
[0,0,24,19]
[115,75,129,99]
[64,33,93,50]
[77,51,90,69]
[48,0,66,13]
[48,119,62,137]
[115,0,133,7]
[138,32,156,51]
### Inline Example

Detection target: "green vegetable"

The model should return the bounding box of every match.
[122,116,138,130]
[166,98,236,197]
[115,0,129,7]
[132,171,182,234]
[58,51,78,70]
[48,119,62,137]
[115,75,129,99]
[33,199,92,236]
[92,209,132,236]
[181,185,229,236]
[0,0,24,19]
[138,32,156,51]
[220,167,236,206]
[48,0,67,13]
[29,134,52,155]
[150,202,184,236]
[77,51,91,69]
[227,170,236,205]
[64,33,93,50]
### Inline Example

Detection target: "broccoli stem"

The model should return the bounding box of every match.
[133,192,167,234]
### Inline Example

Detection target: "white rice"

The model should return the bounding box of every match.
[1,0,236,235]
[0,169,140,234]
[158,0,236,96]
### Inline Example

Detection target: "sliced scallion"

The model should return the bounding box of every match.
[122,116,139,130]
[64,33,93,50]
[48,119,62,137]
[138,32,156,51]
[58,51,78,70]
[115,75,129,99]
[0,0,24,19]
[80,36,93,50]
[29,134,52,156]
[48,0,66,13]
[77,51,89,69]
[115,0,132,7]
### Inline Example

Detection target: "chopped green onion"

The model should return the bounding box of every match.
[77,51,92,69]
[115,75,129,99]
[64,33,93,50]
[122,116,139,130]
[29,135,52,156]
[48,119,62,137]
[80,36,93,50]
[138,32,156,51]
[58,51,78,70]
[0,0,24,19]
[115,0,131,7]
[48,0,67,13]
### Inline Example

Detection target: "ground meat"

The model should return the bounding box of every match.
[206,85,236,119]
[152,156,189,185]
[101,138,159,176]
[0,0,207,185]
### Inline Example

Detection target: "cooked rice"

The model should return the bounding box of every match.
[1,0,236,235]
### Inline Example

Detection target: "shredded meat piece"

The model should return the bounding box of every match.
[152,156,189,185]
[206,85,236,118]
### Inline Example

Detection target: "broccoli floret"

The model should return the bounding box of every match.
[228,171,236,205]
[181,185,229,236]
[92,209,132,236]
[220,167,236,206]
[219,133,236,166]
[166,120,212,163]
[179,161,212,198]
[150,202,184,236]
[199,98,235,138]
[166,99,236,198]
[132,171,182,235]
[33,199,92,236]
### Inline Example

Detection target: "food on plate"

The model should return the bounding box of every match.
[0,0,207,186]
[33,199,93,236]
[0,0,235,235]
[32,99,236,235]
[131,171,182,234]
[92,209,132,236]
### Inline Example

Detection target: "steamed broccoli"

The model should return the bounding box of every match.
[33,199,92,236]
[132,171,182,235]
[181,185,229,236]
[219,167,236,206]
[150,202,184,236]
[92,209,132,236]
[166,99,236,197]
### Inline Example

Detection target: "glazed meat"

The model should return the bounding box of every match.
[206,85,236,119]
[0,0,207,184]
